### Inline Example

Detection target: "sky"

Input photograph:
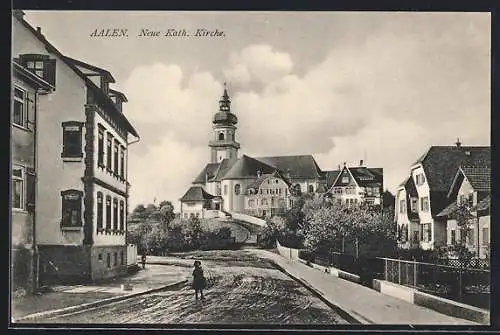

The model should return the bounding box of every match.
[22,11,491,212]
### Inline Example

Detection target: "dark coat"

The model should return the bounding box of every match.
[192,267,206,290]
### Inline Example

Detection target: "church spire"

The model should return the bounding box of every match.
[219,82,231,112]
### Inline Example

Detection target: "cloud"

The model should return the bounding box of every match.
[123,14,489,211]
[224,44,294,85]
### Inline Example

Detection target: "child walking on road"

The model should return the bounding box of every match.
[192,260,207,300]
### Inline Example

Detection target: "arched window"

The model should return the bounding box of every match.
[308,185,314,193]
[218,132,225,140]
[234,184,241,195]
[223,185,228,195]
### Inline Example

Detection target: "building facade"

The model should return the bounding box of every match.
[11,60,54,293]
[395,141,490,251]
[437,166,490,259]
[12,11,139,284]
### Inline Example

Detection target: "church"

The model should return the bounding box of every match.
[179,85,384,219]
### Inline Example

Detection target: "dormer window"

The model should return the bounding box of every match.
[100,77,109,94]
[18,54,56,87]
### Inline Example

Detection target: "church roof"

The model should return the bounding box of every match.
[254,155,323,179]
[213,158,236,182]
[192,163,221,184]
[180,186,215,202]
[323,170,340,189]
[223,155,276,180]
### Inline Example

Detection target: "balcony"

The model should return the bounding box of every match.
[208,140,240,148]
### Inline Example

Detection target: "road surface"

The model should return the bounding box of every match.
[39,251,349,324]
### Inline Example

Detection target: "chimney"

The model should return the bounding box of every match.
[337,164,341,170]
[455,138,462,148]
[36,27,42,34]
[359,159,364,167]
[257,170,262,178]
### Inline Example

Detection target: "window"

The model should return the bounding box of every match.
[271,198,275,207]
[223,185,228,195]
[113,198,118,231]
[482,227,489,245]
[97,126,105,167]
[342,176,349,183]
[234,184,241,195]
[410,198,418,213]
[416,173,426,186]
[218,132,224,140]
[120,146,125,179]
[13,87,26,127]
[248,199,255,208]
[19,54,56,86]
[61,190,83,227]
[308,185,314,193]
[105,196,112,230]
[97,192,103,231]
[420,197,429,212]
[120,251,124,265]
[114,252,118,266]
[12,165,25,210]
[451,230,456,245]
[262,199,268,206]
[367,188,373,196]
[120,200,124,231]
[106,133,113,171]
[107,253,111,268]
[61,122,84,158]
[422,223,432,242]
[412,231,419,244]
[98,253,103,261]
[399,200,406,214]
[114,140,119,175]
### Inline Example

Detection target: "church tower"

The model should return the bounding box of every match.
[209,83,240,163]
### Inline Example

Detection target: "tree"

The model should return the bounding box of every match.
[159,201,176,228]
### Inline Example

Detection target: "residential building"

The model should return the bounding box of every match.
[12,11,140,284]
[324,161,384,208]
[245,170,292,218]
[437,165,490,259]
[395,140,490,250]
[11,60,54,293]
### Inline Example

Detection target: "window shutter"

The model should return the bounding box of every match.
[26,167,36,210]
[44,59,56,87]
[26,91,36,131]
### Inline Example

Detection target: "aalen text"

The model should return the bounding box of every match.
[90,28,225,38]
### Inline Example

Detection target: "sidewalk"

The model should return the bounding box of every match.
[12,264,191,321]
[251,249,479,325]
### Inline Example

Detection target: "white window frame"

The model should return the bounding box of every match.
[13,86,27,129]
[12,164,25,210]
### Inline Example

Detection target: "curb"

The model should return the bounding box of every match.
[14,279,188,323]
[268,260,372,325]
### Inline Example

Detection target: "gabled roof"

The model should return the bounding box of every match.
[254,155,323,179]
[180,186,215,202]
[223,155,276,180]
[213,158,236,182]
[473,195,490,212]
[62,56,116,83]
[412,146,490,192]
[192,163,221,184]
[12,13,139,138]
[109,89,128,102]
[246,170,291,191]
[461,166,490,192]
[436,202,458,218]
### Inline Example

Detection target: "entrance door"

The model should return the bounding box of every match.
[215,203,220,210]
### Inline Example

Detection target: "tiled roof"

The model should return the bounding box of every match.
[192,163,221,184]
[473,195,490,212]
[415,146,490,192]
[223,155,276,180]
[246,170,291,191]
[180,186,215,202]
[461,166,490,192]
[213,159,236,182]
[436,201,458,217]
[349,167,383,187]
[254,155,323,179]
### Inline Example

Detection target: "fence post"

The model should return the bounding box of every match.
[384,258,388,281]
[413,259,417,288]
[458,268,463,302]
[398,260,401,284]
